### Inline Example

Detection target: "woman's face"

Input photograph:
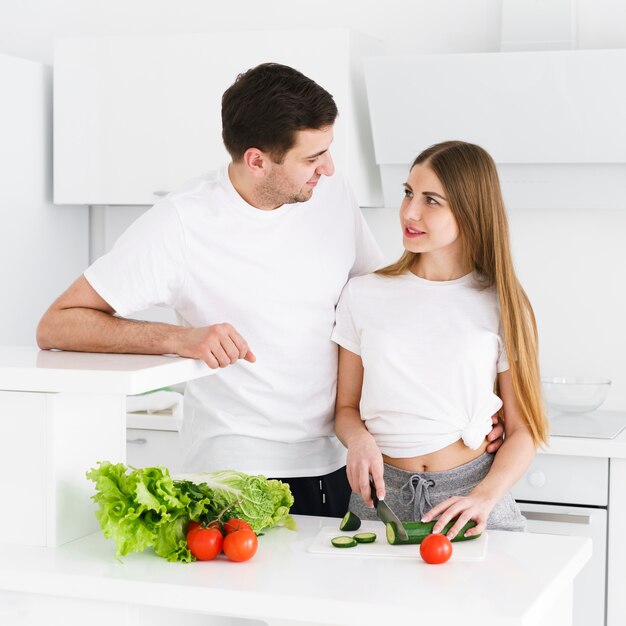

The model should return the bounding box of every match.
[399,163,462,258]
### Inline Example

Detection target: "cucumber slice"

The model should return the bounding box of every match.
[386,520,480,545]
[353,532,376,543]
[339,511,361,531]
[331,536,358,548]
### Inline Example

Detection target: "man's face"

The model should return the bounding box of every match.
[260,126,335,207]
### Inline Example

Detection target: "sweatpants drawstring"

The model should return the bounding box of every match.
[400,474,435,520]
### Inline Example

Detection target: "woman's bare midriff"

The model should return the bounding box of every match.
[382,438,489,473]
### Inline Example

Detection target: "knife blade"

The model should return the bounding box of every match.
[369,477,409,541]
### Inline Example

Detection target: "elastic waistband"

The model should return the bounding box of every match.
[383,452,494,491]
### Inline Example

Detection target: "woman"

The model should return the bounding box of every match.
[332,141,548,538]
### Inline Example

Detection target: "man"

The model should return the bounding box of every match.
[37,63,502,517]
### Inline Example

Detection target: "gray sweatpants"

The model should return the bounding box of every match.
[349,451,526,532]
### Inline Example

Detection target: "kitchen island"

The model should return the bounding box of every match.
[0,348,593,625]
[0,347,212,548]
[0,514,590,626]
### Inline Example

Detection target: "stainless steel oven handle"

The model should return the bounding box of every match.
[521,510,591,525]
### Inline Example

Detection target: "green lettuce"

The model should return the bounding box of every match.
[175,469,297,533]
[86,462,295,562]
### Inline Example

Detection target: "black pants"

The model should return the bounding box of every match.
[270,466,351,518]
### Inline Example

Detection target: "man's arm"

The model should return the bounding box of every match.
[36,275,255,369]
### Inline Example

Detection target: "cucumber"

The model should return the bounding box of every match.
[353,532,376,544]
[331,536,358,548]
[386,519,480,545]
[339,511,361,531]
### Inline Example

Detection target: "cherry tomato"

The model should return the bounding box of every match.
[420,533,453,565]
[223,529,258,562]
[187,527,224,561]
[223,518,253,535]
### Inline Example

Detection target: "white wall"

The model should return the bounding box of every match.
[510,209,626,398]
[1,0,625,408]
[0,54,88,346]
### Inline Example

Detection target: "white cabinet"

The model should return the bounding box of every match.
[520,502,607,626]
[126,412,183,473]
[511,453,608,506]
[54,29,383,207]
[513,453,609,626]
[0,389,125,547]
[364,50,626,209]
[0,347,212,548]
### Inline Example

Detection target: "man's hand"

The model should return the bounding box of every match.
[174,323,256,369]
[486,413,505,453]
[36,276,256,368]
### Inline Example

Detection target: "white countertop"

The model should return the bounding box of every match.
[543,427,626,460]
[0,515,590,626]
[0,347,213,394]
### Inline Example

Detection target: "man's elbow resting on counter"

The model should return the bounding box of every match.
[36,313,56,350]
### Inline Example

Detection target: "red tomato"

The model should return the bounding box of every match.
[187,520,201,533]
[223,529,258,562]
[223,518,253,535]
[187,527,224,561]
[207,520,223,532]
[420,533,453,565]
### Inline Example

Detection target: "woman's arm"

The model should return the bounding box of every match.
[421,369,536,539]
[335,346,385,506]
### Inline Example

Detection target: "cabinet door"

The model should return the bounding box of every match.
[54,30,382,206]
[126,428,182,473]
[518,502,606,626]
[0,392,46,545]
[511,453,608,506]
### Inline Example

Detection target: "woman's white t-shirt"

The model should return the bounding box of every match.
[331,272,509,457]
[84,166,382,477]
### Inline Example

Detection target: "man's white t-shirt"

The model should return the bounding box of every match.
[331,272,509,457]
[84,166,383,477]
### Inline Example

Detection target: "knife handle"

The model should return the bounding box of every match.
[369,476,380,506]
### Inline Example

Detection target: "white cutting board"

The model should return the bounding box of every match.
[308,520,488,561]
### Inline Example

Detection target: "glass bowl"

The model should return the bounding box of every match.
[541,377,611,414]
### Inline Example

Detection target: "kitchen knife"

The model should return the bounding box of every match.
[369,477,409,541]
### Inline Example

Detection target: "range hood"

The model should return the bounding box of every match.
[364,49,626,210]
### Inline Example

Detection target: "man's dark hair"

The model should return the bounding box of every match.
[221,63,338,163]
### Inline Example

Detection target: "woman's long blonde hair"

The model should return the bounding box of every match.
[378,140,548,446]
